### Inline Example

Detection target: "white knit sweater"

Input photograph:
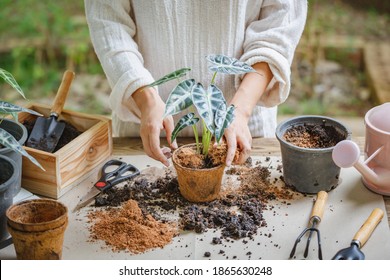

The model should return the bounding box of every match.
[84,0,307,137]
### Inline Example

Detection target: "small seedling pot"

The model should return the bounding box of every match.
[0,118,27,197]
[6,198,68,260]
[0,155,17,245]
[275,115,351,194]
[172,144,225,202]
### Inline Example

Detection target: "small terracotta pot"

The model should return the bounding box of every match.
[6,198,68,260]
[172,144,225,202]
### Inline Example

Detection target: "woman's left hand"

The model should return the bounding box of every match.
[224,109,252,166]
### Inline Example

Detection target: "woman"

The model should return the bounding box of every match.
[84,0,307,166]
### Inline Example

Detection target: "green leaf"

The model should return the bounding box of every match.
[164,79,196,118]
[0,101,43,117]
[214,104,235,143]
[0,128,45,171]
[206,54,256,75]
[0,68,26,99]
[171,113,199,143]
[192,84,226,134]
[147,68,191,88]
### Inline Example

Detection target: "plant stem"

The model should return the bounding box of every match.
[192,124,200,154]
[210,72,217,85]
[201,121,212,156]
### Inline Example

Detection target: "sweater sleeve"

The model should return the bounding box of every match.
[236,0,307,108]
[84,0,154,123]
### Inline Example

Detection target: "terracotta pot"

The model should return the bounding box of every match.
[6,198,68,260]
[172,144,225,202]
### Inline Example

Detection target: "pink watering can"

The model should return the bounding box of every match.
[332,103,390,195]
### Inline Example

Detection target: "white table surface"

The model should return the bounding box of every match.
[1,155,389,260]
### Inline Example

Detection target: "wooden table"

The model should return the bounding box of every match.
[113,136,390,226]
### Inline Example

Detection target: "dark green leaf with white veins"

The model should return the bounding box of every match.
[164,79,196,118]
[192,84,226,134]
[147,68,191,88]
[171,113,199,143]
[0,128,45,171]
[0,101,43,116]
[214,103,235,143]
[0,68,26,99]
[206,54,256,75]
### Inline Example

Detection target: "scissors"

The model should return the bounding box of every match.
[73,159,140,212]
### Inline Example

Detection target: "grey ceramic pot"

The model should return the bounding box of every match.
[275,115,351,194]
[0,155,17,245]
[0,118,27,197]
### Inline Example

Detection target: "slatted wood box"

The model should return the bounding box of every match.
[18,103,112,199]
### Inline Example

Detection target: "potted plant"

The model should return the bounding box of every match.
[0,68,44,196]
[146,55,256,202]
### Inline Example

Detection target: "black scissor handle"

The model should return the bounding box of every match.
[101,159,126,177]
[94,160,140,191]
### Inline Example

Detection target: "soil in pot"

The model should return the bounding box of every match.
[277,116,350,194]
[23,119,82,152]
[283,122,345,148]
[174,142,239,169]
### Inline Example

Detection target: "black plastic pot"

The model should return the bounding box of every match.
[275,115,351,194]
[0,118,27,197]
[0,155,18,246]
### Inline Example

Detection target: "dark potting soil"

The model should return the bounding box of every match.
[283,122,345,148]
[92,159,296,242]
[0,168,12,184]
[23,119,82,152]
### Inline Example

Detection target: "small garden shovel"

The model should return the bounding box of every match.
[26,70,75,152]
[332,208,384,260]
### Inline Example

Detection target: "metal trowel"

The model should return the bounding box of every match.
[26,70,75,152]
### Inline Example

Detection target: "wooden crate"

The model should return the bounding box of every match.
[18,103,113,199]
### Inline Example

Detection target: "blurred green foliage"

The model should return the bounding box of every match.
[277,0,390,117]
[0,0,102,103]
[0,0,389,116]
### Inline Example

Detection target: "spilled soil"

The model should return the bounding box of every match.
[87,157,300,256]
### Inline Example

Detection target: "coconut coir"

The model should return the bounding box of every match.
[88,199,177,254]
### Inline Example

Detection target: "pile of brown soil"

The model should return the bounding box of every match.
[88,199,178,254]
[283,123,344,148]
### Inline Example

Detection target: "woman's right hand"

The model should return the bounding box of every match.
[132,87,177,166]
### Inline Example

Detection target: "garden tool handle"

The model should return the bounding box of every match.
[51,70,75,117]
[353,208,384,248]
[310,191,328,222]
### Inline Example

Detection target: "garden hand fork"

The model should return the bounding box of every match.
[289,191,328,260]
